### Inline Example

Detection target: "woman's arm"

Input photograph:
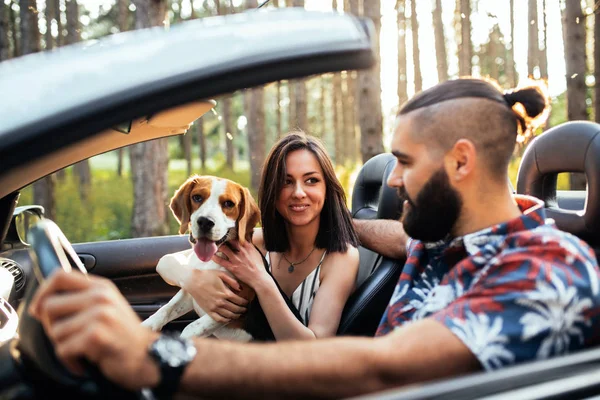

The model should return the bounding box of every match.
[214,242,359,340]
[305,246,359,338]
[213,240,317,340]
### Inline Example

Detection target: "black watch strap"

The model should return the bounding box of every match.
[148,334,197,400]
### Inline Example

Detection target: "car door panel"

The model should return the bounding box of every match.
[71,236,196,328]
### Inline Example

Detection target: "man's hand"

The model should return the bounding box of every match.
[183,269,249,323]
[29,270,160,391]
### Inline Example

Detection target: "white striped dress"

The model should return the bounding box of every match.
[266,251,327,325]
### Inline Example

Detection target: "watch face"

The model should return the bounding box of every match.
[154,336,197,368]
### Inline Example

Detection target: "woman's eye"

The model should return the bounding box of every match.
[192,195,203,203]
[223,200,235,208]
[284,179,292,185]
[306,177,319,184]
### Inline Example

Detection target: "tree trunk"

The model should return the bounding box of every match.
[276,81,282,137]
[223,96,235,169]
[345,0,359,164]
[0,2,9,61]
[130,0,170,237]
[294,81,307,131]
[562,0,588,190]
[20,0,40,56]
[216,1,234,169]
[8,1,18,58]
[245,88,265,193]
[432,0,448,83]
[44,0,54,50]
[332,72,344,165]
[197,119,206,170]
[119,0,130,31]
[22,0,55,218]
[66,0,92,197]
[410,0,422,92]
[245,0,265,193]
[319,77,326,139]
[184,127,192,176]
[34,176,56,221]
[275,0,281,136]
[288,80,296,130]
[527,0,539,78]
[358,0,384,163]
[397,0,408,106]
[54,0,63,47]
[339,73,348,165]
[489,25,500,81]
[457,0,472,77]
[344,72,357,164]
[291,0,307,132]
[117,0,130,177]
[506,0,517,86]
[539,0,548,79]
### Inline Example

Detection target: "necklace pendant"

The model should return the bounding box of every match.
[288,264,295,273]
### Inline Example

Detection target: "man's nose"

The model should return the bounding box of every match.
[387,170,403,189]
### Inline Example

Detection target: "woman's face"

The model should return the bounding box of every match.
[276,149,326,228]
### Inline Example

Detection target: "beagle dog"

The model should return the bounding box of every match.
[141,175,260,341]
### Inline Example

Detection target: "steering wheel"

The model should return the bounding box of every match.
[11,219,140,399]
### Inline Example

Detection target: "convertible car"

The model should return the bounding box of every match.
[0,7,599,400]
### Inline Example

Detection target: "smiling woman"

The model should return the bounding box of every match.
[199,131,361,341]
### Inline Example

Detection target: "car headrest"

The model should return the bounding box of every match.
[351,153,402,221]
[516,121,600,245]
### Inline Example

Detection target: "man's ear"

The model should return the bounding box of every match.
[446,139,476,181]
[170,176,197,234]
[237,187,261,245]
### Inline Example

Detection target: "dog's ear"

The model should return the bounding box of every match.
[170,177,196,235]
[237,187,261,245]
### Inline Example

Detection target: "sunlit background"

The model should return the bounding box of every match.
[76,0,575,140]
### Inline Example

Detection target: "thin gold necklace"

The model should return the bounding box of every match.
[282,247,316,273]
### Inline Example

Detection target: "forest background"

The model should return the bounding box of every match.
[1,0,596,242]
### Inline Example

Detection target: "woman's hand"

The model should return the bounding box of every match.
[183,270,249,323]
[29,270,160,391]
[212,240,270,290]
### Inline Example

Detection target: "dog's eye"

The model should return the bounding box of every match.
[192,195,203,203]
[223,200,235,209]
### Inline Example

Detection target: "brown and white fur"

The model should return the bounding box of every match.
[141,175,260,341]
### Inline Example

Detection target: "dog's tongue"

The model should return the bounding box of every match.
[194,238,218,262]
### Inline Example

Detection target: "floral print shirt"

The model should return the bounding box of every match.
[376,195,600,370]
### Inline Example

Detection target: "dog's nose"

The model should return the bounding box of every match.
[197,217,215,233]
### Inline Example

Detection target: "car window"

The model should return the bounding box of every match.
[18,78,359,242]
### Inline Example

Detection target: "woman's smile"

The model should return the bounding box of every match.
[290,204,310,212]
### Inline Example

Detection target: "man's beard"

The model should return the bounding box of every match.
[398,168,463,242]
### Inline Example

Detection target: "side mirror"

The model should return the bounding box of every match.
[10,206,45,246]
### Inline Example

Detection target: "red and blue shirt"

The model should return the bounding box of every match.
[376,195,600,370]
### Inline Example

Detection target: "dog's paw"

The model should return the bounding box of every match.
[180,326,196,339]
[141,318,163,332]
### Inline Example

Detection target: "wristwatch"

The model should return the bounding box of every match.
[148,333,197,399]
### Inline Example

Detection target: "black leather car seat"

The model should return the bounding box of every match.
[517,121,600,256]
[337,153,405,337]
